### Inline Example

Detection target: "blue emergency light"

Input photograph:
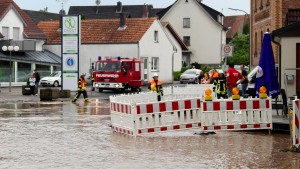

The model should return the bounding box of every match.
[98,56,101,60]
[117,56,121,60]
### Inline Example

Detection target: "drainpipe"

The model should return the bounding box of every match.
[272,35,282,89]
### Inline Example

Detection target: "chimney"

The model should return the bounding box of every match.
[116,1,122,13]
[119,12,127,30]
[142,4,148,18]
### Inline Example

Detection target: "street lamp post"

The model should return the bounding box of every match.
[2,40,19,92]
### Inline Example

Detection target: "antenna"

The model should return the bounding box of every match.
[56,0,69,12]
[96,0,101,6]
[96,0,101,14]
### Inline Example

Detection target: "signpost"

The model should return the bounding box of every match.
[61,16,80,91]
[222,45,234,57]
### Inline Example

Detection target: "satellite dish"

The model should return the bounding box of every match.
[96,0,101,6]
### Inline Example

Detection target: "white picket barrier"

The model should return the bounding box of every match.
[202,98,272,131]
[163,84,214,100]
[110,92,157,104]
[110,85,273,136]
[292,99,300,147]
[134,98,202,135]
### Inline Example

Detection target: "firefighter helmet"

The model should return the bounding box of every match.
[153,73,158,77]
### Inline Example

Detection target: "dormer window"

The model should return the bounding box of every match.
[218,15,223,24]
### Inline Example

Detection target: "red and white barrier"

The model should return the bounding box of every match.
[202,99,272,131]
[134,98,202,135]
[110,102,135,135]
[292,99,300,147]
[110,86,273,136]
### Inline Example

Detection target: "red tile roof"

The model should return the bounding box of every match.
[38,17,157,44]
[0,0,46,39]
[223,15,245,38]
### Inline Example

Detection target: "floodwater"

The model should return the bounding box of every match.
[0,100,300,169]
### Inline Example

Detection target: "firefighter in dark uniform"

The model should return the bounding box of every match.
[72,73,89,102]
[90,66,95,91]
[148,73,163,101]
[214,70,227,99]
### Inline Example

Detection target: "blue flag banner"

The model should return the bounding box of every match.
[255,32,280,98]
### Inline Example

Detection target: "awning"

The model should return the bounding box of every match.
[0,50,61,66]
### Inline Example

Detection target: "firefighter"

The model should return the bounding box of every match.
[72,73,89,103]
[214,70,227,99]
[148,73,163,101]
[90,63,95,91]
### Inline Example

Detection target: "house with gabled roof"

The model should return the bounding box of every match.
[157,0,228,66]
[38,17,183,83]
[0,0,61,85]
[68,1,160,19]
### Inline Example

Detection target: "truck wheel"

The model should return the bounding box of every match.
[138,88,142,92]
[99,88,103,93]
[131,88,137,92]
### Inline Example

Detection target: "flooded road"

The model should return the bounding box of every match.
[0,100,299,169]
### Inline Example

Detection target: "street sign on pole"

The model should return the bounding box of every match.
[222,45,234,57]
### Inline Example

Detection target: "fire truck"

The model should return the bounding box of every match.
[93,57,144,92]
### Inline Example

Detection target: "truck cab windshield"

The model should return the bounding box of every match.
[96,62,121,72]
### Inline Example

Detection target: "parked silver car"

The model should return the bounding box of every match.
[180,69,202,84]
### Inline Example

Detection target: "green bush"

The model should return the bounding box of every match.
[173,71,181,81]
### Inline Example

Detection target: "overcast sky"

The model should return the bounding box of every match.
[14,0,250,16]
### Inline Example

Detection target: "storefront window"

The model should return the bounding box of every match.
[53,66,61,72]
[0,60,10,82]
[36,64,51,78]
[17,62,31,82]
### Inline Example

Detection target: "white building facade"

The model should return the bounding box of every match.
[42,19,182,83]
[158,0,227,66]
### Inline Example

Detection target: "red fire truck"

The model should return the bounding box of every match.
[93,57,144,92]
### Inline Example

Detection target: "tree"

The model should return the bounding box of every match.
[227,34,250,65]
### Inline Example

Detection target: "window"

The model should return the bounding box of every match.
[183,18,190,28]
[151,57,159,71]
[183,36,190,46]
[154,30,159,43]
[13,27,20,40]
[255,32,258,57]
[2,27,9,40]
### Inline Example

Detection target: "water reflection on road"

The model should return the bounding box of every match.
[0,100,299,169]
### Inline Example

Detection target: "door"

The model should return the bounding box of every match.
[296,43,300,91]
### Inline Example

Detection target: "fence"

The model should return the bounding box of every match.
[110,85,273,136]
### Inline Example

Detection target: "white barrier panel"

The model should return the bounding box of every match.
[109,92,157,104]
[202,98,272,131]
[134,98,202,135]
[110,102,135,135]
[163,84,214,100]
[292,99,300,147]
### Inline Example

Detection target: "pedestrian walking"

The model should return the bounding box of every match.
[33,69,40,93]
[226,63,244,97]
[72,73,89,102]
[148,73,163,101]
[198,71,204,84]
[240,65,249,98]
[28,74,36,96]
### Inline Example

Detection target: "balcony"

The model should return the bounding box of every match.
[0,40,36,52]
